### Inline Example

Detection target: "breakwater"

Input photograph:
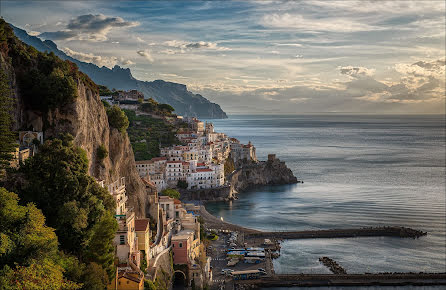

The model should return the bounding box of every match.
[237,273,446,288]
[244,226,427,239]
[199,206,427,239]
[319,257,347,274]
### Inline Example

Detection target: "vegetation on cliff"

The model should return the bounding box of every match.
[0,19,97,114]
[2,135,117,288]
[139,98,175,116]
[106,105,129,134]
[124,109,183,160]
[0,69,16,175]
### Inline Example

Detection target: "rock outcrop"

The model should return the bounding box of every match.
[228,157,299,195]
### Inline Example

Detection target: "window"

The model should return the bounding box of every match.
[179,242,183,248]
[120,235,125,245]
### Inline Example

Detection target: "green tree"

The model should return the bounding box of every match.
[144,279,156,290]
[81,262,109,290]
[0,259,82,290]
[177,180,188,189]
[0,69,16,175]
[0,187,58,267]
[161,188,180,199]
[16,137,116,274]
[84,212,117,280]
[106,105,129,133]
[158,103,175,113]
[224,155,235,176]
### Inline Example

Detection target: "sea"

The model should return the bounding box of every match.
[203,114,446,278]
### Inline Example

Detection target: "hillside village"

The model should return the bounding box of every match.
[1,19,297,290]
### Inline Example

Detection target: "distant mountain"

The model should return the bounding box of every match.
[12,25,227,119]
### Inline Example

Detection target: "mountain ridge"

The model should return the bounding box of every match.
[12,24,228,119]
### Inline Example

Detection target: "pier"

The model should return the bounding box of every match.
[235,273,446,288]
[244,226,427,240]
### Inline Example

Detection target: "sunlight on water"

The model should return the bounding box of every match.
[204,115,446,274]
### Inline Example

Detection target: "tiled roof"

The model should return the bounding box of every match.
[135,160,153,164]
[196,168,213,172]
[135,219,149,231]
[151,157,167,161]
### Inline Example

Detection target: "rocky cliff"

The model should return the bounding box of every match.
[12,24,228,119]
[228,158,299,195]
[1,22,149,217]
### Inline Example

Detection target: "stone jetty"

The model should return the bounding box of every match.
[244,226,427,240]
[319,257,347,274]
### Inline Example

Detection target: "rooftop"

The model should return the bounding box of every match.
[135,219,149,231]
[135,160,153,164]
[151,157,167,161]
[196,168,213,172]
[172,229,194,241]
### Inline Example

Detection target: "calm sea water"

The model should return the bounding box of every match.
[204,115,446,275]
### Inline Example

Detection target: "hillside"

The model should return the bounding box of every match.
[12,24,228,119]
[1,19,149,217]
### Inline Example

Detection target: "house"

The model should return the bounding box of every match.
[116,271,144,290]
[159,196,175,221]
[171,230,200,265]
[135,219,150,268]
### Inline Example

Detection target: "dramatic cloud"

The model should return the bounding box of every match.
[136,49,154,62]
[5,0,444,114]
[67,14,138,31]
[40,14,139,41]
[339,66,376,78]
[63,47,134,67]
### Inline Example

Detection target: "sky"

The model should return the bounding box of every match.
[2,0,445,114]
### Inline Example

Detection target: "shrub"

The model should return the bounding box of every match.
[97,144,108,162]
[101,99,110,108]
[106,105,129,133]
[177,180,188,189]
[158,103,175,113]
[161,188,180,199]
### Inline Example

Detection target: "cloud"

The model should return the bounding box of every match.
[62,47,134,67]
[163,40,230,51]
[40,14,139,41]
[339,66,376,78]
[28,31,41,36]
[395,58,445,79]
[263,13,381,32]
[67,14,139,31]
[136,49,154,62]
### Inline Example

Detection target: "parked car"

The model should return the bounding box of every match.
[221,269,234,275]
[258,268,266,272]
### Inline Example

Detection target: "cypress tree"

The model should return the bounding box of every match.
[0,68,17,175]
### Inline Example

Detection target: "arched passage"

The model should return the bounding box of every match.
[173,270,187,289]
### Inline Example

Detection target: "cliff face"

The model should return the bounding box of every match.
[12,25,228,119]
[0,40,149,217]
[229,158,298,194]
[13,80,149,217]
